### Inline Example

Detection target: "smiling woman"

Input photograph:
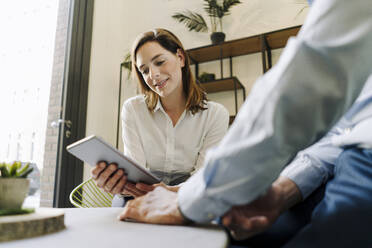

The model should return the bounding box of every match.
[132,29,207,116]
[136,41,185,107]
[91,29,229,206]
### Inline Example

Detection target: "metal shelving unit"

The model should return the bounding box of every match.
[187,25,301,124]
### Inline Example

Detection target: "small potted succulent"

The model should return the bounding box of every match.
[0,161,33,209]
[172,0,242,44]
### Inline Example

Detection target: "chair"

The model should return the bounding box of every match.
[69,178,113,208]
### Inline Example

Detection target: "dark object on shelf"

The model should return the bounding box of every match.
[199,72,216,83]
[211,32,226,45]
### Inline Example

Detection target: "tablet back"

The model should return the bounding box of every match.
[67,135,160,185]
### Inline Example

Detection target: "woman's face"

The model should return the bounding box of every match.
[136,41,185,99]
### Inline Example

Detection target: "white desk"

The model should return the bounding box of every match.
[1,208,228,248]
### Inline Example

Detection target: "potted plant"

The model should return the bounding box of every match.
[0,161,33,209]
[172,0,242,44]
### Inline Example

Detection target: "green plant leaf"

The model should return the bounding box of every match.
[16,162,29,177]
[172,11,208,32]
[0,162,33,178]
[19,167,34,178]
[203,0,218,17]
[203,0,241,32]
[0,164,10,177]
[9,161,19,176]
[223,0,242,15]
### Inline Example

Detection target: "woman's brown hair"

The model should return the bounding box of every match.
[131,28,207,114]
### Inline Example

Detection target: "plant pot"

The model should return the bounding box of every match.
[0,178,30,209]
[210,32,226,45]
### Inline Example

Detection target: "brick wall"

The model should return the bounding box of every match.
[40,0,70,207]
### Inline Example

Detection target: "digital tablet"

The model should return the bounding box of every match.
[66,135,161,185]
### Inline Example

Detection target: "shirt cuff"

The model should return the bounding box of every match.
[177,167,231,223]
[280,155,325,199]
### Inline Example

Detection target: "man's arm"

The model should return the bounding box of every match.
[119,0,372,225]
[178,0,372,223]
[280,119,345,199]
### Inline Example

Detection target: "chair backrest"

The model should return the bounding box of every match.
[69,178,113,208]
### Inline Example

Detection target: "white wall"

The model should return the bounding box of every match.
[84,0,309,179]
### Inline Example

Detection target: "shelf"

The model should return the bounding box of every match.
[199,77,244,94]
[187,25,301,64]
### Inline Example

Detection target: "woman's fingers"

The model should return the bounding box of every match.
[123,187,140,197]
[91,161,107,179]
[104,169,124,192]
[110,172,128,194]
[96,163,117,188]
[136,182,155,192]
[124,182,147,197]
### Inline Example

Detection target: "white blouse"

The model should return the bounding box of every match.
[121,95,229,185]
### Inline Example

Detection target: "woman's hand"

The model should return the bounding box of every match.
[121,182,148,197]
[91,161,128,195]
[122,182,181,198]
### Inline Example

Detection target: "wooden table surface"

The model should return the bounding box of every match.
[1,208,228,248]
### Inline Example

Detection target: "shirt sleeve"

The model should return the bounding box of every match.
[280,117,346,199]
[121,100,146,167]
[178,0,372,223]
[332,117,372,149]
[191,103,229,175]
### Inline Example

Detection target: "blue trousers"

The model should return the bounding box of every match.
[231,148,372,248]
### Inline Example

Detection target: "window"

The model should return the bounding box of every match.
[0,0,60,208]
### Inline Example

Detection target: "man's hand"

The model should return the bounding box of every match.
[118,186,186,225]
[222,177,302,240]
